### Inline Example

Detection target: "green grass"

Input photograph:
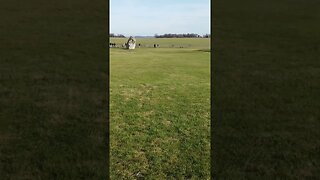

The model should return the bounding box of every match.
[111,37,210,49]
[213,0,320,179]
[0,0,108,179]
[110,38,211,179]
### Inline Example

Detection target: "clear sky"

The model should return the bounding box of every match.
[110,0,210,36]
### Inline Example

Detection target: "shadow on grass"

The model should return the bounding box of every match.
[195,49,211,53]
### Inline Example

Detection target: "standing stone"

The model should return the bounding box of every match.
[126,36,136,49]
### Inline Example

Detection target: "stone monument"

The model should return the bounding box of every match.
[126,36,136,49]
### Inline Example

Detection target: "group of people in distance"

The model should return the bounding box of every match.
[109,43,116,47]
[109,43,162,48]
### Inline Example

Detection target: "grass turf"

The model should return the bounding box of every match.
[0,0,108,178]
[213,0,320,178]
[110,38,211,179]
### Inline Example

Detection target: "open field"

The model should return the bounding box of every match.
[111,38,210,49]
[0,0,108,178]
[213,0,320,178]
[110,38,210,179]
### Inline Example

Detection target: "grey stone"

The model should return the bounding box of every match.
[126,36,136,49]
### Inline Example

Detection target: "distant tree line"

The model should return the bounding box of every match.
[110,33,125,38]
[154,33,211,38]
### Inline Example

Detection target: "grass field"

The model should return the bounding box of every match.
[213,0,320,178]
[110,38,211,179]
[0,0,108,178]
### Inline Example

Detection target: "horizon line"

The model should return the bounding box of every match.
[110,33,211,36]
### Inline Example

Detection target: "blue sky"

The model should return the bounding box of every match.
[110,0,210,36]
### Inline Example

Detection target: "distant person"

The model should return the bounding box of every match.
[154,44,156,48]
